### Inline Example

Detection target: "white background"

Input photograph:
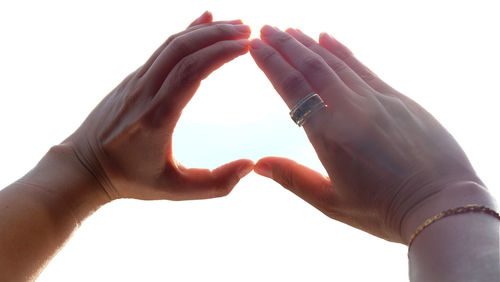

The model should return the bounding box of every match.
[1,0,499,281]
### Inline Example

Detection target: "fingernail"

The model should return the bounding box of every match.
[235,24,251,34]
[200,10,211,19]
[254,162,272,178]
[238,164,254,179]
[250,39,265,50]
[261,25,276,37]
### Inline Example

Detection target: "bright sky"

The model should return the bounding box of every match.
[1,0,499,281]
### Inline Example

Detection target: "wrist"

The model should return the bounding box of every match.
[18,144,112,224]
[400,181,498,245]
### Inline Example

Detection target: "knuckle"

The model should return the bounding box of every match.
[301,55,326,73]
[365,100,388,122]
[280,72,307,94]
[213,23,232,34]
[329,60,349,73]
[165,34,177,45]
[323,200,343,221]
[273,32,294,45]
[275,168,295,190]
[175,56,199,84]
[381,96,411,117]
[358,68,378,82]
[259,49,278,65]
[214,178,237,198]
[301,37,316,47]
[170,37,190,54]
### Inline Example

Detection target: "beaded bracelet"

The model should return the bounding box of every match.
[408,204,500,249]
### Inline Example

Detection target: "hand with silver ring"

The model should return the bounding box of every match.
[249,25,497,244]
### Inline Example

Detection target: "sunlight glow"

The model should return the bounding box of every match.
[0,1,498,281]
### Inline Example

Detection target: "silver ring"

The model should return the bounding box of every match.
[289,93,327,127]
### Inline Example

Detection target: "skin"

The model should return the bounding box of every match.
[0,11,498,282]
[250,26,499,281]
[0,12,254,281]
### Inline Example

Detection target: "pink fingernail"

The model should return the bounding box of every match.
[199,10,211,20]
[254,162,272,178]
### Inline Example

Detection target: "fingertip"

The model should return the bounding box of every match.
[285,28,301,40]
[318,32,335,50]
[236,24,251,35]
[254,160,272,178]
[219,159,254,196]
[260,25,276,37]
[237,160,255,179]
[202,10,213,21]
[235,39,251,52]
[319,32,332,42]
[206,10,213,18]
[228,19,244,25]
[249,38,266,51]
[319,32,342,48]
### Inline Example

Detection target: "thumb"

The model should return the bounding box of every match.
[254,157,333,211]
[172,159,254,200]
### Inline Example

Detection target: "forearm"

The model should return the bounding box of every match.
[0,145,110,281]
[404,183,500,282]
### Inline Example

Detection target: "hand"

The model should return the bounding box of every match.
[62,12,254,201]
[250,25,494,243]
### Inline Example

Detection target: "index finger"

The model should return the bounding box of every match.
[138,20,244,78]
[260,25,357,108]
[249,38,330,130]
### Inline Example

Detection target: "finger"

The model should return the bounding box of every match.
[249,39,330,130]
[249,39,317,108]
[286,28,375,96]
[318,32,401,96]
[187,11,213,28]
[254,157,333,211]
[149,39,250,126]
[142,24,251,94]
[137,20,244,78]
[187,19,243,31]
[260,25,355,107]
[170,159,254,200]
